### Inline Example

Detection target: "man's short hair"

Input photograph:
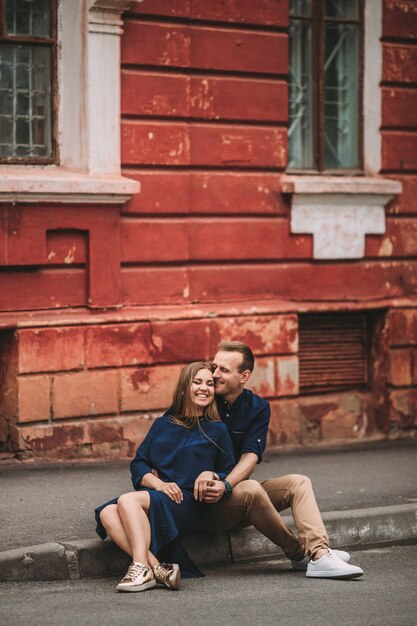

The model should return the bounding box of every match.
[216,341,255,373]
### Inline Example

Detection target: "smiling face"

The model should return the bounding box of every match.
[190,367,215,409]
[212,350,251,403]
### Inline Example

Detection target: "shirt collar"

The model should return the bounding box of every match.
[216,389,248,419]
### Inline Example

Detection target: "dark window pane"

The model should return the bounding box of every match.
[288,18,314,169]
[0,43,52,158]
[16,117,29,144]
[0,50,14,90]
[15,5,30,33]
[2,92,14,115]
[16,91,29,114]
[323,22,359,168]
[325,0,358,20]
[5,0,51,37]
[0,117,14,151]
[15,48,30,88]
[290,0,312,17]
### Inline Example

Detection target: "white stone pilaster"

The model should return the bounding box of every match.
[86,2,133,174]
[364,0,382,175]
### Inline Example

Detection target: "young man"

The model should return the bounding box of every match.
[194,341,363,579]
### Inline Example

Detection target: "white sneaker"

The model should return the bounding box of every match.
[306,551,363,579]
[330,549,351,563]
[291,548,350,571]
[116,562,157,592]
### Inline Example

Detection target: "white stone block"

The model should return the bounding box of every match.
[291,194,389,260]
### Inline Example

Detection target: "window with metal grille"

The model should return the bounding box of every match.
[299,313,368,393]
[0,0,56,163]
[288,0,363,172]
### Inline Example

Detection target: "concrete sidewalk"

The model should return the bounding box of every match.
[1,439,416,582]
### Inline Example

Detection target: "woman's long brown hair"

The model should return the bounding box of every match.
[170,361,220,428]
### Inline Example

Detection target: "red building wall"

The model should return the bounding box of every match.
[119,1,291,307]
[0,0,416,460]
[381,0,417,436]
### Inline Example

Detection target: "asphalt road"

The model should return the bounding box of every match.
[0,545,416,626]
[1,440,416,551]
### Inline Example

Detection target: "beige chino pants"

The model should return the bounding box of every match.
[197,474,329,560]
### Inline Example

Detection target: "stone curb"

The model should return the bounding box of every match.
[1,503,416,582]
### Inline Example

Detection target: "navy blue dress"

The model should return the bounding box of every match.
[95,416,235,578]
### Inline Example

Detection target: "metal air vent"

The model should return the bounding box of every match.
[299,313,368,393]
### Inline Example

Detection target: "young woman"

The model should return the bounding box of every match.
[95,361,235,593]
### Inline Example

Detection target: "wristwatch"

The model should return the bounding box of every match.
[222,479,233,499]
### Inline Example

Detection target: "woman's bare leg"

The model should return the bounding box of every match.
[100,494,159,567]
[100,504,132,556]
[116,492,159,567]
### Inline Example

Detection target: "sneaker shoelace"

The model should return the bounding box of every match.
[154,563,173,584]
[123,562,148,582]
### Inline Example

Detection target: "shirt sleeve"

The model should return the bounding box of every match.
[130,418,161,489]
[215,424,236,480]
[239,401,270,463]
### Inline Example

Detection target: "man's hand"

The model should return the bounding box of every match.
[156,481,183,504]
[202,480,226,503]
[194,471,216,502]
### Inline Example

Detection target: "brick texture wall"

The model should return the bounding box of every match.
[381,0,417,435]
[7,314,301,458]
[0,0,417,459]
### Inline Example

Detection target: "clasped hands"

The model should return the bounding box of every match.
[153,469,225,504]
[193,471,226,503]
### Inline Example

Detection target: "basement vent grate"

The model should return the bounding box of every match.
[299,313,368,393]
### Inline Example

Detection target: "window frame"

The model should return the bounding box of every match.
[0,0,141,205]
[0,0,58,164]
[288,0,365,175]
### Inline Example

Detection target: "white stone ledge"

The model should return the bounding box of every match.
[0,167,139,204]
[281,175,402,196]
[283,176,403,260]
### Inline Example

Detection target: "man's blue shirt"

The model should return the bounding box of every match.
[215,389,270,463]
[163,389,270,464]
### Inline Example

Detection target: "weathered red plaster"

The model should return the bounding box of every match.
[123,171,287,216]
[18,327,85,374]
[132,0,288,26]
[382,131,417,171]
[122,72,287,123]
[383,43,417,83]
[121,364,183,412]
[86,323,154,368]
[383,0,417,40]
[122,21,287,74]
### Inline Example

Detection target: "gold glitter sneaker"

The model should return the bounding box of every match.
[153,562,181,590]
[116,562,157,592]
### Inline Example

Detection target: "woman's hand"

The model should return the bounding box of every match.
[157,482,183,504]
[194,471,216,502]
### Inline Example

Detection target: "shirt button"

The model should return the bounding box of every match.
[226,414,229,417]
